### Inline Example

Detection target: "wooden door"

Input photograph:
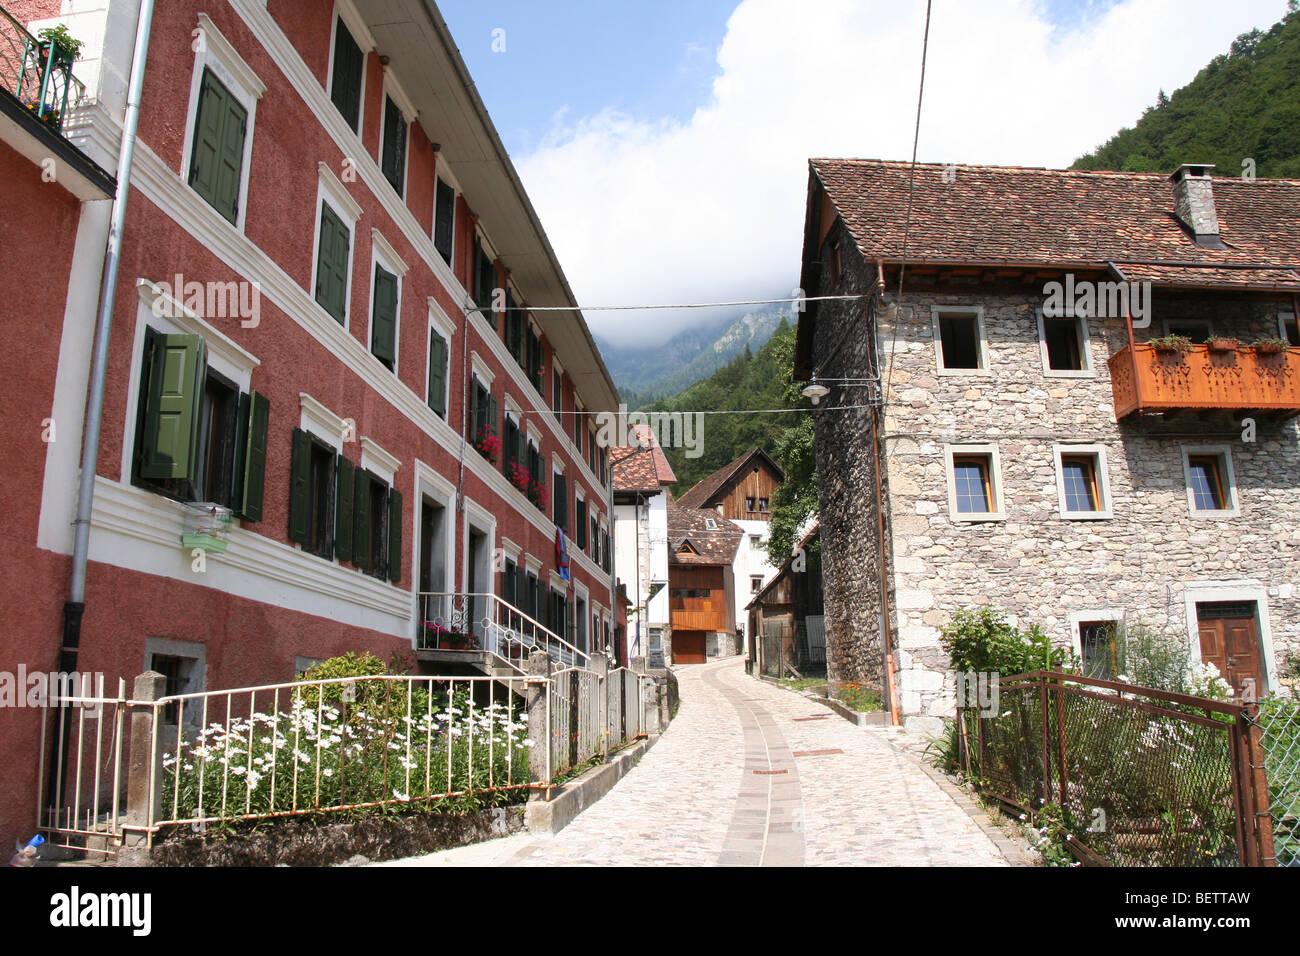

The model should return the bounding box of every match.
[673,631,706,665]
[1196,602,1263,697]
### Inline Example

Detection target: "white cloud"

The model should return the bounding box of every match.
[517,0,1289,346]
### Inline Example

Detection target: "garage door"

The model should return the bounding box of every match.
[672,631,706,664]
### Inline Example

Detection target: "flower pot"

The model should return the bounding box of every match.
[1207,339,1238,352]
[1254,342,1288,355]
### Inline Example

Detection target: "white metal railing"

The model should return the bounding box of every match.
[417,591,589,667]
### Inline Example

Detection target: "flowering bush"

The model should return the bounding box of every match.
[835,681,880,713]
[528,478,548,510]
[507,462,530,494]
[474,426,500,462]
[158,678,531,828]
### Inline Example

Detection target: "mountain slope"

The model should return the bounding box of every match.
[1072,7,1300,177]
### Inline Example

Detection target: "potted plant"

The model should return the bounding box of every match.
[36,24,83,67]
[1206,336,1239,352]
[528,478,548,510]
[1251,336,1290,355]
[1149,334,1193,354]
[507,462,531,494]
[473,424,500,463]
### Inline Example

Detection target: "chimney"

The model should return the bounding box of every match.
[1170,164,1223,248]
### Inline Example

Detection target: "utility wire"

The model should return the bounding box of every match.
[468,293,869,314]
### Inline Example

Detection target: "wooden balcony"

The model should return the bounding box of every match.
[1108,343,1300,419]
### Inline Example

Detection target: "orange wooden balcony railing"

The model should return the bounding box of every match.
[1108,343,1300,419]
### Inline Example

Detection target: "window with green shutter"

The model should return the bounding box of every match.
[371,264,398,370]
[334,456,355,563]
[387,488,402,583]
[315,201,351,324]
[434,177,455,264]
[329,19,364,132]
[576,499,587,549]
[473,238,496,312]
[188,68,247,225]
[526,328,544,393]
[381,95,407,196]
[555,472,567,530]
[137,329,206,482]
[427,330,448,418]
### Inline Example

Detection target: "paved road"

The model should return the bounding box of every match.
[378,656,1015,867]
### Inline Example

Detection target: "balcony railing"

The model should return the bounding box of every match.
[417,592,588,668]
[0,7,85,135]
[1108,343,1300,419]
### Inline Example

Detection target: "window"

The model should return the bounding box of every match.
[1183,448,1237,516]
[502,411,523,481]
[1078,621,1119,679]
[745,496,756,512]
[145,639,205,729]
[1039,312,1091,374]
[329,17,364,132]
[1054,445,1111,519]
[934,307,987,372]
[288,428,403,581]
[427,328,449,418]
[526,326,544,393]
[945,444,1004,521]
[380,95,407,197]
[705,518,718,530]
[750,534,762,548]
[1280,313,1299,347]
[1164,318,1212,341]
[468,377,497,460]
[553,369,563,417]
[506,302,526,367]
[315,201,351,324]
[576,498,587,550]
[370,264,398,371]
[473,238,496,312]
[751,575,764,593]
[132,328,269,520]
[187,68,247,225]
[554,469,568,530]
[433,177,455,265]
[601,529,610,573]
[591,513,600,560]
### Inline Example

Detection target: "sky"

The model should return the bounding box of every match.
[439,0,1293,347]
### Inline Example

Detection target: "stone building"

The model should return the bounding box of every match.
[666,500,743,663]
[794,159,1300,732]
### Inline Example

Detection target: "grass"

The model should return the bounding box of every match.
[777,676,827,693]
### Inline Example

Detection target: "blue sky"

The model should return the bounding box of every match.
[437,1,1291,346]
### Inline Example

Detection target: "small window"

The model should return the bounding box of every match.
[329,18,364,132]
[751,575,764,593]
[380,95,407,197]
[935,308,986,371]
[1186,453,1230,512]
[315,201,351,324]
[553,369,563,416]
[1280,314,1299,347]
[1055,446,1110,519]
[591,514,600,559]
[1041,315,1089,373]
[188,68,248,225]
[1164,318,1212,342]
[554,470,568,530]
[576,498,588,549]
[705,518,718,529]
[757,497,769,513]
[946,444,1004,521]
[1078,621,1118,679]
[433,177,455,265]
[750,534,762,548]
[745,496,756,511]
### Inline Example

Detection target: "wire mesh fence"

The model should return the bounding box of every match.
[1255,697,1300,867]
[958,671,1275,867]
[759,620,827,681]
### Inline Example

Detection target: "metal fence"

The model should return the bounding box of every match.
[957,671,1276,867]
[39,655,655,858]
[759,620,827,680]
[418,592,587,667]
[1255,697,1300,867]
[0,6,86,134]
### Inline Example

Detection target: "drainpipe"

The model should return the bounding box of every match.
[63,0,157,668]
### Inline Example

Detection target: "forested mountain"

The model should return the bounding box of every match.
[1072,4,1300,177]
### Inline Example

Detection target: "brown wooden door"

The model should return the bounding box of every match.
[1196,602,1263,697]
[672,631,706,665]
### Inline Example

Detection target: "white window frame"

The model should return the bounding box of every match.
[1279,312,1298,345]
[325,3,373,136]
[310,162,363,331]
[932,305,991,376]
[1181,445,1239,518]
[1037,309,1094,377]
[1052,443,1112,519]
[368,228,408,375]
[944,443,1005,522]
[180,13,266,233]
[1068,611,1124,675]
[432,158,461,261]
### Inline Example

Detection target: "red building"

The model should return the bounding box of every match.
[0,0,618,850]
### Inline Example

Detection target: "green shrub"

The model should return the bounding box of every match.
[940,607,1068,678]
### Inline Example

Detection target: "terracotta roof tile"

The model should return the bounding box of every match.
[611,425,677,492]
[666,499,742,566]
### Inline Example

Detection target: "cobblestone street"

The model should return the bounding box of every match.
[380,657,1023,867]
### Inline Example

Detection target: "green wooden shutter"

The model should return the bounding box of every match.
[434,178,454,264]
[353,468,372,573]
[371,265,398,367]
[288,428,312,544]
[316,202,350,324]
[427,332,447,417]
[239,390,270,521]
[576,499,587,549]
[330,20,363,131]
[381,96,406,196]
[387,487,403,583]
[555,472,567,529]
[139,330,207,480]
[188,68,246,225]
[334,455,354,563]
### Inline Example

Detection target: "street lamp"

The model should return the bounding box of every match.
[801,381,831,405]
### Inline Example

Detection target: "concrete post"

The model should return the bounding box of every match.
[631,655,646,675]
[642,677,660,734]
[592,655,609,759]
[526,651,552,793]
[125,671,166,831]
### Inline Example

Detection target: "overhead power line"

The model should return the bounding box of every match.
[466,293,868,314]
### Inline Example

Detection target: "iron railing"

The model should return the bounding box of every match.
[417,591,588,667]
[0,8,86,134]
[957,671,1276,867]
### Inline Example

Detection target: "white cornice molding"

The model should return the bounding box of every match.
[334,0,377,52]
[500,536,521,559]
[197,13,267,100]
[470,351,495,388]
[318,161,363,223]
[372,227,409,277]
[361,436,402,481]
[136,279,261,375]
[427,296,455,340]
[300,393,348,450]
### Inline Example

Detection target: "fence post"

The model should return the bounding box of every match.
[592,654,609,760]
[526,651,552,795]
[124,671,165,839]
[1239,703,1275,866]
[1039,674,1052,808]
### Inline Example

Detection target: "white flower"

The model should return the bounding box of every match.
[392,789,409,801]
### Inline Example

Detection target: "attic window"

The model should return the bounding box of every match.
[676,540,698,555]
[705,518,718,529]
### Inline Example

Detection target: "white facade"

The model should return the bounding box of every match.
[614,492,670,662]
[731,517,780,642]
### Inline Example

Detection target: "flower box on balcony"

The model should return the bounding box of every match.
[1206,337,1240,353]
[1108,342,1300,420]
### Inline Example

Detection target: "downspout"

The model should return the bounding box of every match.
[456,291,472,594]
[63,0,157,665]
[874,401,900,727]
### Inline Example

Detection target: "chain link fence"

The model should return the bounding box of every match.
[759,620,827,681]
[1255,697,1300,867]
[958,671,1275,866]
